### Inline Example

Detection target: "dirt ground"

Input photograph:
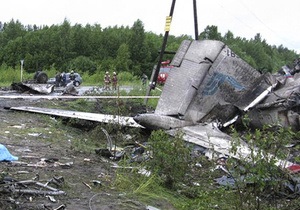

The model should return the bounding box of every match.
[4,87,300,210]
[0,89,167,210]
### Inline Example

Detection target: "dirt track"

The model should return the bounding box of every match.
[0,93,164,210]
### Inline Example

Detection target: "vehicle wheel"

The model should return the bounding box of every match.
[36,72,48,84]
[73,81,80,87]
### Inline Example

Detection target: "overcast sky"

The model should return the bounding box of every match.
[2,0,300,53]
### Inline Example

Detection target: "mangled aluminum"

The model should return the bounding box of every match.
[134,39,283,129]
[248,72,300,130]
[63,81,79,95]
[9,106,142,128]
[134,40,300,130]
[11,82,55,94]
[134,39,300,169]
[11,71,54,94]
[7,40,300,169]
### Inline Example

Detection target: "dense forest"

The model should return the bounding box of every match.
[0,19,298,77]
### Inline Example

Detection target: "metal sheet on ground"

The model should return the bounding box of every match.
[9,106,143,128]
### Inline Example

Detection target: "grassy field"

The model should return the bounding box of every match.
[2,65,300,209]
[0,64,146,86]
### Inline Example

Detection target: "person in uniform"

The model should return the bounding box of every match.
[141,73,148,86]
[61,72,66,86]
[112,72,118,90]
[104,71,111,90]
[55,72,61,87]
[69,70,75,81]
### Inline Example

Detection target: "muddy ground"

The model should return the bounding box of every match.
[0,89,170,210]
[3,87,300,210]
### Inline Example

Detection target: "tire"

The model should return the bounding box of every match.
[36,72,48,84]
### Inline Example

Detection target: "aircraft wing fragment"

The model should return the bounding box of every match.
[166,123,294,169]
[8,106,143,128]
[11,83,55,94]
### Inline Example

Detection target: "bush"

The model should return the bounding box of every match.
[227,124,297,209]
[145,130,192,189]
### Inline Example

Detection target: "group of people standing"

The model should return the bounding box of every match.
[104,71,118,90]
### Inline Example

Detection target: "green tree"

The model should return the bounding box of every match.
[129,19,150,76]
[1,19,26,44]
[0,19,298,79]
[115,43,131,72]
[56,19,74,70]
[200,25,222,40]
[70,23,93,57]
[69,56,97,73]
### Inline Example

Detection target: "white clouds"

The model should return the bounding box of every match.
[1,0,300,52]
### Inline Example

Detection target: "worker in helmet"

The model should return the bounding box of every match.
[104,71,111,90]
[69,70,75,81]
[112,72,118,91]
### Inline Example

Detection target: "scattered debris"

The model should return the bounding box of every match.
[11,82,55,94]
[133,40,300,170]
[9,158,73,168]
[62,81,79,95]
[95,127,151,163]
[0,144,18,161]
[9,106,142,128]
[146,205,161,210]
[82,181,92,189]
[1,178,66,196]
[53,204,66,210]
[3,39,300,208]
[91,180,102,186]
[287,164,300,173]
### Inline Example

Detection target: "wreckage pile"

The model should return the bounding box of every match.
[2,39,300,209]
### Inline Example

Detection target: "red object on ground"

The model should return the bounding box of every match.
[287,164,300,173]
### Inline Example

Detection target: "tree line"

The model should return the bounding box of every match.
[0,19,298,77]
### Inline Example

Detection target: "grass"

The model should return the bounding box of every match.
[0,65,148,86]
[112,155,242,210]
[4,93,300,209]
[0,65,161,109]
[6,67,300,209]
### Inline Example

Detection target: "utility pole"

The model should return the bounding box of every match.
[20,59,24,82]
[144,0,199,105]
[144,0,176,104]
[193,0,199,40]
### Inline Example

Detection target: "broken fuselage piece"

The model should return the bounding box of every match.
[135,39,300,131]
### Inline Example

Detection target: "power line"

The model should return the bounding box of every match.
[215,1,257,35]
[239,0,296,48]
[214,0,297,51]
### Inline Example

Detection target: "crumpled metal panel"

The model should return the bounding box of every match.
[155,40,225,116]
[184,40,225,64]
[20,83,55,94]
[155,39,276,124]
[184,44,264,122]
[247,73,300,130]
[170,40,191,67]
[155,59,211,116]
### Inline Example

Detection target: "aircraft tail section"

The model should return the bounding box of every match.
[155,40,225,116]
[155,39,276,125]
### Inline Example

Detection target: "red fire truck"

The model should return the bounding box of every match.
[157,60,173,85]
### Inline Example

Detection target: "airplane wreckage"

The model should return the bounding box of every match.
[7,39,300,170]
[11,71,55,95]
[11,70,79,95]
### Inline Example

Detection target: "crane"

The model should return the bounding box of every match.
[144,0,199,105]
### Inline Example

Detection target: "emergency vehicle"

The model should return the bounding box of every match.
[157,60,173,85]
